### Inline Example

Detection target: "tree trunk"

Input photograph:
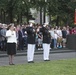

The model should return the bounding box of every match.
[66,14,70,25]
[40,7,42,25]
[49,15,51,25]
[1,9,3,23]
[17,14,19,24]
[56,16,59,26]
[43,7,46,23]
[20,12,22,23]
[9,9,13,23]
[26,9,29,24]
[3,11,6,23]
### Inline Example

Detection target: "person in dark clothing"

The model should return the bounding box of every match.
[18,26,24,50]
[0,24,7,51]
[0,23,3,51]
[26,20,36,63]
[40,23,51,61]
[62,26,67,48]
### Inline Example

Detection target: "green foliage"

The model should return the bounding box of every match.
[0,0,76,25]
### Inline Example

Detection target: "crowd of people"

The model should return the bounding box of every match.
[0,22,74,51]
[0,21,76,64]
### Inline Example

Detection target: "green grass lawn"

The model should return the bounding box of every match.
[0,59,76,75]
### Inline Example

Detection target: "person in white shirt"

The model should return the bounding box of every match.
[6,24,17,65]
[50,27,57,49]
[50,27,55,48]
[56,26,62,48]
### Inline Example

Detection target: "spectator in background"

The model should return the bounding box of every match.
[50,27,57,49]
[36,25,43,50]
[0,23,3,50]
[18,25,24,50]
[62,26,67,48]
[71,26,76,34]
[6,24,17,65]
[49,27,55,48]
[22,25,27,48]
[56,26,62,48]
[0,24,7,51]
[54,26,58,49]
[66,26,70,35]
[15,25,20,50]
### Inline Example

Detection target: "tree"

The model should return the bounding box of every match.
[0,0,76,26]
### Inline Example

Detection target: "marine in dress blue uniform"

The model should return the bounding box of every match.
[40,23,51,61]
[26,20,36,63]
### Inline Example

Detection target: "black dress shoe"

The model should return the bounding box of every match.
[28,61,34,63]
[11,63,15,65]
[44,60,50,61]
[9,63,15,65]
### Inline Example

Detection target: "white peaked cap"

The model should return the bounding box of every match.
[29,20,35,23]
[0,23,2,25]
[2,24,6,26]
[43,22,49,27]
[44,22,49,25]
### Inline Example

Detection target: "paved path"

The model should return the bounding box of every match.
[0,48,75,57]
[0,52,76,66]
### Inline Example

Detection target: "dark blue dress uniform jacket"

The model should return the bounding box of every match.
[40,27,51,44]
[26,27,36,44]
